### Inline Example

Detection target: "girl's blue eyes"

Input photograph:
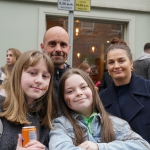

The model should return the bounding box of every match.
[29,71,49,78]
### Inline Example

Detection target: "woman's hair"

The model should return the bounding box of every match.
[105,37,132,64]
[4,48,22,81]
[78,62,91,72]
[58,68,115,145]
[0,50,57,128]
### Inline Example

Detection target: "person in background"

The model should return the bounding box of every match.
[40,26,71,111]
[0,48,21,85]
[0,50,57,150]
[49,68,150,150]
[78,62,91,75]
[99,69,113,92]
[133,43,150,79]
[100,37,150,143]
[78,62,100,91]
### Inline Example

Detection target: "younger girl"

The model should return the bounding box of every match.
[49,68,150,150]
[0,50,57,150]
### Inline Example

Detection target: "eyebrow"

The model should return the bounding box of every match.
[65,83,87,90]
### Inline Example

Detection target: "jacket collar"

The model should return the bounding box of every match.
[129,73,150,97]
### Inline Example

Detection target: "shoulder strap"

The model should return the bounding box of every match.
[0,118,3,138]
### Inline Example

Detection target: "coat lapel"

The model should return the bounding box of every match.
[100,84,122,118]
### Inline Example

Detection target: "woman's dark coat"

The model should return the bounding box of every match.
[100,73,150,143]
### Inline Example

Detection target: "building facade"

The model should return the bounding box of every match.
[0,0,150,82]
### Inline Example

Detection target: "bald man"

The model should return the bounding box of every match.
[41,26,71,111]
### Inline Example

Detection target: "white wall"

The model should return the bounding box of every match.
[0,0,150,66]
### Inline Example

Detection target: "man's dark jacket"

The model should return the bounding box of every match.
[100,73,150,143]
[53,63,70,112]
[134,58,150,79]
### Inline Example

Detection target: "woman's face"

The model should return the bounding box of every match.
[6,50,14,66]
[107,49,133,86]
[64,74,93,118]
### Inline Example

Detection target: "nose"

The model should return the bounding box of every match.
[55,43,62,52]
[76,88,83,96]
[114,62,120,68]
[34,74,43,84]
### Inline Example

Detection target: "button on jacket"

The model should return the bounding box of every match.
[49,113,150,150]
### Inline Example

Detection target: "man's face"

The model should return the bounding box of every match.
[41,27,71,68]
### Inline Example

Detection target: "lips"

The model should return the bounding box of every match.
[32,87,42,91]
[114,70,122,74]
[75,98,86,102]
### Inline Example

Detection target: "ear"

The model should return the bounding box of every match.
[40,43,45,52]
[130,60,133,70]
[68,44,71,52]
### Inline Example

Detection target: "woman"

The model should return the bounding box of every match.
[0,48,21,84]
[0,50,57,149]
[49,68,150,150]
[100,37,150,143]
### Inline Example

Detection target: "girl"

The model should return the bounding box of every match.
[0,48,22,84]
[49,68,150,150]
[100,38,150,143]
[0,50,57,150]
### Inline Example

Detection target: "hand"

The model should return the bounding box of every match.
[16,134,46,150]
[78,141,99,150]
[94,86,99,91]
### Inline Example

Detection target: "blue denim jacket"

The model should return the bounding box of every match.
[49,113,150,150]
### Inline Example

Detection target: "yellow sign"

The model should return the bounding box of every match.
[75,0,91,12]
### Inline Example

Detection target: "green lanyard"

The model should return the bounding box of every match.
[83,112,97,135]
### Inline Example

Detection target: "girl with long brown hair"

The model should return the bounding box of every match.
[49,68,150,150]
[0,50,57,150]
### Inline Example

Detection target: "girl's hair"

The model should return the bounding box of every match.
[105,37,132,64]
[78,62,90,72]
[4,48,22,81]
[58,68,115,145]
[0,50,57,129]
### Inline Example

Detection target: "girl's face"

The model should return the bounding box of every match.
[64,74,93,118]
[6,50,14,66]
[107,49,133,86]
[21,59,51,105]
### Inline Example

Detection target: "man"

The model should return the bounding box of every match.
[41,26,71,111]
[133,43,150,79]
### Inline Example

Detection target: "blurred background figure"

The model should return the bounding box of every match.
[78,62,100,91]
[0,48,21,84]
[133,43,150,79]
[78,62,91,75]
